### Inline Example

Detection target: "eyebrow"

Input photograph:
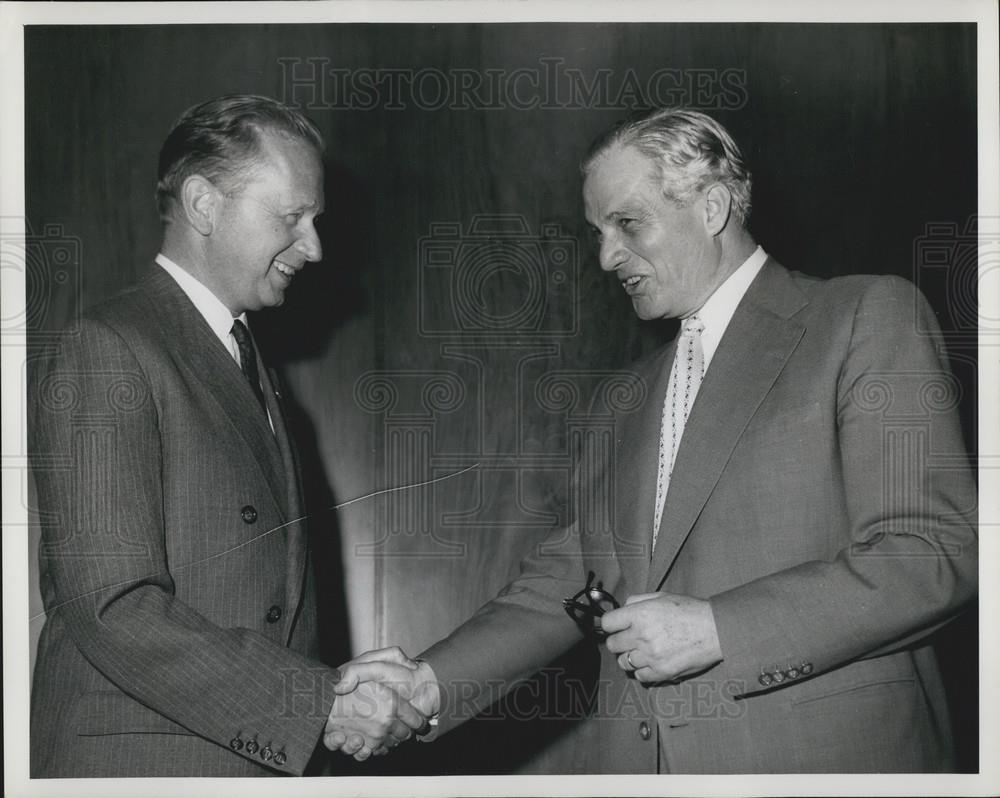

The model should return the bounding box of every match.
[282,200,323,214]
[592,205,642,225]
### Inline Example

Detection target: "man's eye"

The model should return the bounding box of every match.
[286,212,304,224]
[618,218,636,231]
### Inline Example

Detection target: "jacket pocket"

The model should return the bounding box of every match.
[73,691,195,736]
[782,652,919,708]
[788,675,915,707]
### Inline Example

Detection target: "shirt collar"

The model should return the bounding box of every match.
[155,253,247,350]
[687,245,767,368]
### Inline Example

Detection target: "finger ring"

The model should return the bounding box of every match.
[626,651,635,670]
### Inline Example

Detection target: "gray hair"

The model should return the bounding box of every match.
[582,107,752,226]
[156,94,324,221]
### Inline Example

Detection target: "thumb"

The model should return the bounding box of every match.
[624,592,663,606]
[349,646,418,669]
[333,661,413,695]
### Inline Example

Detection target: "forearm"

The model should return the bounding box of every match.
[419,597,582,736]
[708,530,977,694]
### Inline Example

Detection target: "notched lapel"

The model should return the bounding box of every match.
[142,270,289,521]
[612,343,675,594]
[646,262,808,592]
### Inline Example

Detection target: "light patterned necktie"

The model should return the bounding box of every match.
[652,315,705,548]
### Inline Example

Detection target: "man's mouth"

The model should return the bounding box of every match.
[621,274,644,292]
[273,260,298,278]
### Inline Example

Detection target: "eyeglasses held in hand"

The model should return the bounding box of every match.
[562,571,620,637]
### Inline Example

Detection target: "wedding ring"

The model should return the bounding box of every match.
[626,651,635,670]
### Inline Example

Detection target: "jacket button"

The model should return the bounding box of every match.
[758,672,773,687]
[260,746,273,762]
[245,739,259,755]
[241,505,258,524]
[801,662,814,675]
[229,736,244,751]
[274,751,287,766]
[638,721,651,740]
[266,605,282,623]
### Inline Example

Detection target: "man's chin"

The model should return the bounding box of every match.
[260,286,287,309]
[631,300,662,321]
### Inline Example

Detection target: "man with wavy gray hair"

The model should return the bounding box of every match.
[336,106,978,773]
[29,94,426,777]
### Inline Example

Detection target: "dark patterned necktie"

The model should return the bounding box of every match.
[230,319,268,415]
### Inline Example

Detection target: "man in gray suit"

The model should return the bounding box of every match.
[336,108,978,772]
[29,95,425,777]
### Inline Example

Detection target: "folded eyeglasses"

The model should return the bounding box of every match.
[562,571,620,637]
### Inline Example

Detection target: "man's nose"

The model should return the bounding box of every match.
[296,223,323,263]
[598,232,625,272]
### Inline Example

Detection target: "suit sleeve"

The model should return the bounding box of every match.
[30,318,337,774]
[420,521,588,736]
[708,277,978,694]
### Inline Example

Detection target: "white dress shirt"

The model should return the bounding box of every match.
[687,245,767,372]
[155,253,248,364]
[156,253,273,431]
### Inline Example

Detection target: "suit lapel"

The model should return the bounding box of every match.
[646,260,808,592]
[259,363,309,645]
[140,268,289,520]
[612,342,675,593]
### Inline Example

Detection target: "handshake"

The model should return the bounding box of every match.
[323,647,441,761]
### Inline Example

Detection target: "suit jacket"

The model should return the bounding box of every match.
[422,259,978,773]
[29,266,338,777]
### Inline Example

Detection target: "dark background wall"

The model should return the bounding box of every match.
[24,23,978,774]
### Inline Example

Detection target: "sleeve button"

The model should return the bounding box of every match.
[260,746,273,762]
[245,739,259,755]
[772,670,786,683]
[786,667,800,679]
[758,672,773,686]
[241,505,258,524]
[266,605,282,623]
[229,736,244,751]
[801,662,814,675]
[274,751,287,766]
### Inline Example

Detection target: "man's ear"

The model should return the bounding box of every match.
[180,175,220,236]
[703,183,733,237]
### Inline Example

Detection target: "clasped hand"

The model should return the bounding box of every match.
[323,647,439,761]
[322,593,721,760]
[602,592,723,684]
